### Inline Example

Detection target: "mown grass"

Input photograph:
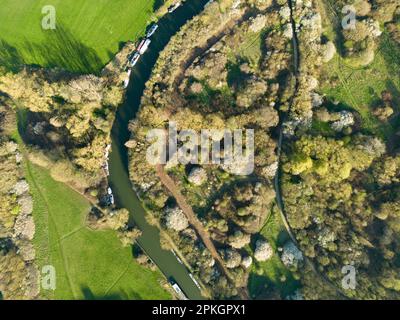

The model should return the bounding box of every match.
[0,0,156,73]
[24,161,171,300]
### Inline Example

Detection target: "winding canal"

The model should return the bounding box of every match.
[108,0,209,300]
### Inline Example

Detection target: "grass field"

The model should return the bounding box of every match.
[321,33,400,140]
[24,161,171,300]
[248,209,300,299]
[319,0,400,141]
[0,0,156,73]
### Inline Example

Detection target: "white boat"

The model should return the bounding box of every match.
[146,23,158,38]
[105,187,114,206]
[189,273,201,289]
[168,2,181,13]
[172,283,182,294]
[123,78,130,88]
[139,39,151,54]
[129,52,140,67]
[170,282,188,300]
[137,39,146,52]
[123,69,132,88]
[171,250,183,264]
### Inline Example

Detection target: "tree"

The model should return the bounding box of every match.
[223,248,242,269]
[228,230,251,249]
[164,207,189,231]
[106,209,129,230]
[254,240,273,261]
[118,228,142,247]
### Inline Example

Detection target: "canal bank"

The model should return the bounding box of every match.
[108,0,210,300]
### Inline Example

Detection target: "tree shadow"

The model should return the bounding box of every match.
[248,273,272,299]
[22,25,103,74]
[0,24,103,74]
[0,39,25,73]
[380,32,400,79]
[386,80,400,113]
[226,59,249,90]
[81,286,143,300]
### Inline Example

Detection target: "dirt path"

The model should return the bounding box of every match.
[155,164,250,300]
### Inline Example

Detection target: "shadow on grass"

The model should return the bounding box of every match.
[81,286,143,300]
[248,265,300,300]
[226,59,249,90]
[23,25,103,74]
[0,25,103,74]
[0,40,25,73]
[386,80,400,113]
[380,32,400,78]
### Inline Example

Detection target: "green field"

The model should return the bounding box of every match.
[0,0,156,73]
[319,0,400,141]
[248,209,300,299]
[321,33,400,140]
[24,161,171,300]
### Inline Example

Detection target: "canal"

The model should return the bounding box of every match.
[108,0,209,300]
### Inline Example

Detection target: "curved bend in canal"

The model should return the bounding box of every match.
[108,0,209,300]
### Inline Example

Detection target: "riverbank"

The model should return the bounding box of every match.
[108,0,210,300]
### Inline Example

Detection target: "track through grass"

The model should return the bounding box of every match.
[25,161,171,300]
